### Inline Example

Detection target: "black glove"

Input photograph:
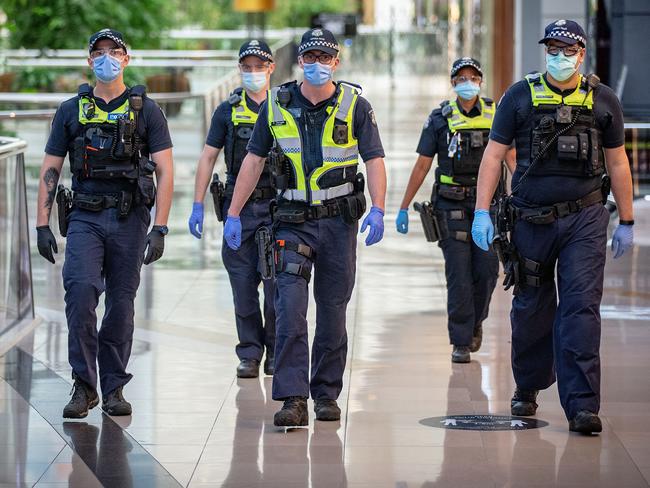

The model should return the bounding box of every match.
[36,225,58,264]
[143,225,165,265]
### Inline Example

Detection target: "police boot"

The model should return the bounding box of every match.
[102,386,132,416]
[263,354,274,376]
[451,346,471,363]
[511,388,538,416]
[470,324,483,353]
[63,377,99,419]
[237,359,260,378]
[273,396,308,427]
[569,410,602,434]
[314,399,341,421]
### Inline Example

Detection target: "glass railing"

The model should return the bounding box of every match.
[0,137,34,341]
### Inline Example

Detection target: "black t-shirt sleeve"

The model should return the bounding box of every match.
[489,82,526,145]
[246,101,274,157]
[416,109,440,157]
[44,98,76,157]
[205,101,231,149]
[142,99,173,154]
[595,84,625,148]
[353,96,385,161]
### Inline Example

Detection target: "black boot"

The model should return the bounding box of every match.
[102,386,132,416]
[237,359,260,378]
[451,346,471,363]
[569,410,602,434]
[63,377,99,419]
[274,396,308,427]
[263,354,274,376]
[314,399,341,421]
[511,388,538,416]
[470,324,483,353]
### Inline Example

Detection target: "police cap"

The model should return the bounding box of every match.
[450,57,483,78]
[238,39,274,62]
[89,28,128,53]
[298,28,339,56]
[539,19,587,47]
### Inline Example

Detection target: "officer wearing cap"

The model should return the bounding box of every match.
[396,58,513,364]
[471,20,633,433]
[35,29,173,418]
[188,40,276,379]
[224,28,387,426]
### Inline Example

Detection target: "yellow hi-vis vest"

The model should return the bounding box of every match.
[231,90,258,125]
[438,97,494,185]
[78,96,133,124]
[267,83,359,205]
[525,72,594,108]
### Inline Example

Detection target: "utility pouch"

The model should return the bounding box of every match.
[438,185,467,201]
[55,185,72,237]
[588,128,604,175]
[136,157,156,208]
[269,144,289,190]
[601,175,611,203]
[71,136,86,176]
[255,226,276,280]
[209,173,226,222]
[340,172,367,224]
[413,201,442,243]
[117,191,132,219]
[557,135,579,160]
[274,207,307,224]
[113,118,136,159]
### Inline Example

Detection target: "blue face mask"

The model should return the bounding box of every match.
[453,81,481,101]
[241,72,267,93]
[303,62,333,86]
[93,54,123,83]
[546,52,578,82]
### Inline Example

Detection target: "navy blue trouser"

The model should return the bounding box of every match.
[63,205,150,396]
[222,198,276,361]
[436,196,499,346]
[511,203,608,419]
[272,215,357,401]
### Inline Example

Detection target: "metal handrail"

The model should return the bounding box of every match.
[4,49,239,58]
[0,136,28,158]
[6,58,238,68]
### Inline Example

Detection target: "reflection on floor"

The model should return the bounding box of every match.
[2,74,650,487]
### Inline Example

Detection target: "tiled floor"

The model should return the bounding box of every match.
[1,74,649,487]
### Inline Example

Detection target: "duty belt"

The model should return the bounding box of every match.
[73,192,121,210]
[225,184,275,201]
[437,184,476,201]
[512,188,604,225]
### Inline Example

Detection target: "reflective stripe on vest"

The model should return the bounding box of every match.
[268,83,359,205]
[446,98,494,132]
[231,91,258,125]
[525,73,594,108]
[78,97,132,124]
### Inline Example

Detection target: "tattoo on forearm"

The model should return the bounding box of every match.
[43,167,60,212]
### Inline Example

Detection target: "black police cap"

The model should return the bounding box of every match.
[298,28,339,56]
[450,57,483,78]
[89,28,127,53]
[239,39,274,62]
[539,19,587,47]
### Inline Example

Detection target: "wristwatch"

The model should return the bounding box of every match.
[153,225,169,236]
[619,220,635,226]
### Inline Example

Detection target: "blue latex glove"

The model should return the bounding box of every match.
[188,202,204,239]
[471,209,494,251]
[612,224,633,259]
[360,206,385,246]
[224,216,242,250]
[396,208,409,234]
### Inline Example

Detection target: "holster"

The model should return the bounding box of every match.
[413,201,442,243]
[338,172,367,224]
[255,226,276,280]
[55,184,72,237]
[209,173,226,222]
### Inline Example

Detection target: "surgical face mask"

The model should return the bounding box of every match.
[546,52,579,82]
[303,62,333,86]
[93,54,122,83]
[241,72,267,93]
[453,81,481,101]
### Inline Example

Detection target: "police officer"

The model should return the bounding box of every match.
[471,20,633,433]
[188,40,276,378]
[224,28,387,426]
[35,29,174,418]
[396,58,513,364]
